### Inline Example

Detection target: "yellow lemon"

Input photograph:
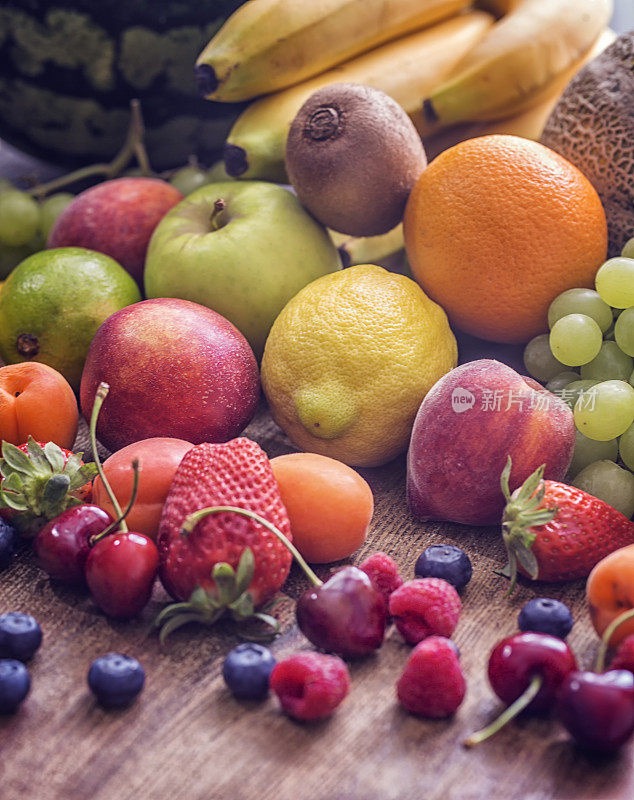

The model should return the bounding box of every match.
[261,264,457,467]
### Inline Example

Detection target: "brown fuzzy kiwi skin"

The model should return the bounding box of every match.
[541,33,634,257]
[285,83,427,238]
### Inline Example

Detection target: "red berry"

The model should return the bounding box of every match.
[610,635,634,673]
[388,578,461,645]
[359,552,403,609]
[34,505,113,585]
[85,532,159,619]
[270,652,350,721]
[397,636,466,717]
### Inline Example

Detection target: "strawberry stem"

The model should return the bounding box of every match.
[463,674,543,747]
[595,607,634,672]
[89,382,127,533]
[180,505,323,588]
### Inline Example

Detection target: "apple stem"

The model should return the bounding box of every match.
[90,458,140,545]
[595,607,634,672]
[463,674,543,747]
[180,505,323,588]
[210,198,227,231]
[89,382,128,533]
[27,99,153,198]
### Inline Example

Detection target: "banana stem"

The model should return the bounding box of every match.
[595,607,634,672]
[89,382,127,533]
[180,505,323,588]
[464,674,543,747]
[27,99,152,198]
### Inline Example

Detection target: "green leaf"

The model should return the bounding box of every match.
[188,586,210,609]
[41,474,71,516]
[0,487,27,511]
[235,547,255,596]
[25,437,51,474]
[69,463,97,489]
[515,544,539,580]
[43,441,65,473]
[213,561,238,606]
[229,592,255,620]
[2,472,23,494]
[62,452,83,477]
[1,442,34,474]
[158,612,205,645]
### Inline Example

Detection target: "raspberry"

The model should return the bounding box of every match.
[270,652,350,721]
[610,635,634,673]
[397,636,466,717]
[389,578,461,645]
[359,551,403,608]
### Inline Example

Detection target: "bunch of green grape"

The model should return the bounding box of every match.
[0,179,74,280]
[523,237,634,519]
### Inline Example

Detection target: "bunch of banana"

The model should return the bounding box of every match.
[196,0,472,101]
[197,0,613,182]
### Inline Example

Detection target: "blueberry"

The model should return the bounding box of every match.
[0,520,16,570]
[88,653,145,708]
[222,643,276,700]
[518,597,573,640]
[0,659,30,713]
[0,613,42,661]
[415,544,472,591]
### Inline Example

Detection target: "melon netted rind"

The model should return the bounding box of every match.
[540,32,634,257]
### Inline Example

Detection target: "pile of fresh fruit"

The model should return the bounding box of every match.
[1,0,634,765]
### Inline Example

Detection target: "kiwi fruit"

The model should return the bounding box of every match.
[541,33,634,257]
[285,83,427,237]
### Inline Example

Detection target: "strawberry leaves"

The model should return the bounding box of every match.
[154,547,279,644]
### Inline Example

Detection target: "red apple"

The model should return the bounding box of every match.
[47,177,183,285]
[80,298,260,452]
[407,359,575,525]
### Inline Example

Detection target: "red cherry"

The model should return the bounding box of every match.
[557,670,634,752]
[34,505,113,585]
[85,532,159,619]
[296,566,387,658]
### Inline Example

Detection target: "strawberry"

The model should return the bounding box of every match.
[0,437,97,537]
[155,438,292,639]
[500,457,634,593]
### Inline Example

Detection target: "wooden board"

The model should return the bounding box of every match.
[1,400,633,800]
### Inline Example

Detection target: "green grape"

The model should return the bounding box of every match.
[619,423,634,472]
[547,288,613,333]
[39,193,74,241]
[0,178,14,194]
[169,165,212,195]
[545,370,579,395]
[568,430,618,478]
[574,380,634,441]
[622,237,634,260]
[561,379,599,410]
[0,190,40,246]
[572,460,634,518]
[595,258,634,308]
[207,160,234,182]
[549,314,603,367]
[523,333,565,381]
[580,340,633,381]
[614,307,634,357]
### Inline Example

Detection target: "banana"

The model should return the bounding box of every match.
[223,11,495,182]
[195,0,472,102]
[422,0,613,127]
[330,225,405,268]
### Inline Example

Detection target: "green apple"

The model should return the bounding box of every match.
[144,181,341,357]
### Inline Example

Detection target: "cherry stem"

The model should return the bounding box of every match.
[89,382,127,533]
[180,505,323,588]
[595,607,634,672]
[463,674,543,748]
[91,458,140,545]
[26,99,152,198]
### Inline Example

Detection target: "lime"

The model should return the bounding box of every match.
[0,247,141,389]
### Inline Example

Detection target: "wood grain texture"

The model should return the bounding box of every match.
[1,404,633,800]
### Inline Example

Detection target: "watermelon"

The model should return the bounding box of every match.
[0,1,246,169]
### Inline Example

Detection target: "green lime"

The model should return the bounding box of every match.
[0,247,141,389]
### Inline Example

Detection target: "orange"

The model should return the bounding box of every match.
[270,452,373,564]
[403,134,608,343]
[0,362,78,449]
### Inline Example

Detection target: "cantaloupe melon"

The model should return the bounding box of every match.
[541,33,634,257]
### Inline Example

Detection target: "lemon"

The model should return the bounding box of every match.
[0,247,141,389]
[262,264,458,467]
